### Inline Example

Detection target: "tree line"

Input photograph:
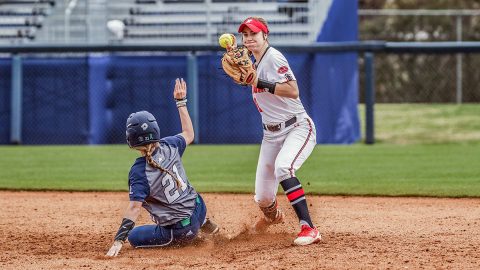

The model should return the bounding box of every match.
[358,0,480,103]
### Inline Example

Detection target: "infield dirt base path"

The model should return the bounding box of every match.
[0,191,479,270]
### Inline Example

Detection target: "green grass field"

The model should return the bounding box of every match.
[359,104,480,144]
[1,104,479,197]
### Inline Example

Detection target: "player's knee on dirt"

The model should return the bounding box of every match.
[127,227,142,247]
[127,225,171,248]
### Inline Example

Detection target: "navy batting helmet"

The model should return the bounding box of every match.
[126,111,160,148]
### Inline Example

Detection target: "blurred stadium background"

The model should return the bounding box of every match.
[1,0,479,145]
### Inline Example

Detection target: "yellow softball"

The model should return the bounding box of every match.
[218,33,234,49]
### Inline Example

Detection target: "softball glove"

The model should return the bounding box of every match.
[221,46,257,86]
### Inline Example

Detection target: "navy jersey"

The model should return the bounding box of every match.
[128,134,198,226]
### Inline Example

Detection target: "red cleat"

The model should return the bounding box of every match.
[294,224,321,246]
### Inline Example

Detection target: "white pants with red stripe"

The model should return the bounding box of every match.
[254,113,316,208]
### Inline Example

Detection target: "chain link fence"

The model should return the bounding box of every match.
[1,45,479,145]
[359,53,480,103]
[359,10,480,103]
[1,49,359,145]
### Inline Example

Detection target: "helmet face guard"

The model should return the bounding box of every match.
[126,111,160,148]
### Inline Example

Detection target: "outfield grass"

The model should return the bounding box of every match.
[1,143,479,197]
[359,104,480,144]
[1,104,479,197]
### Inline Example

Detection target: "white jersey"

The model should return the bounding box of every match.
[252,46,306,124]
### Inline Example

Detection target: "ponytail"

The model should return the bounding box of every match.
[135,143,183,190]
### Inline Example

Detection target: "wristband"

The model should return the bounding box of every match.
[174,97,187,101]
[176,98,187,108]
[114,218,135,243]
[256,79,276,94]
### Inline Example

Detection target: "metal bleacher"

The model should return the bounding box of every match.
[1,0,325,45]
[115,0,318,45]
[115,0,311,44]
[0,0,55,44]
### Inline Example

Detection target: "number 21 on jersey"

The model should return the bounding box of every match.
[162,164,187,203]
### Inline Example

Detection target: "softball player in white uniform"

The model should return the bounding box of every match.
[238,17,321,246]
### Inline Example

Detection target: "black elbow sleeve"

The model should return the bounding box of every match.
[257,78,276,94]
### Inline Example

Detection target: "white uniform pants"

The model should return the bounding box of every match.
[254,115,316,208]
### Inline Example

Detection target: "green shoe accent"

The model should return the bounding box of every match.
[180,218,191,227]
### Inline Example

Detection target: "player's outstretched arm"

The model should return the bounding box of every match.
[106,201,142,257]
[174,78,194,145]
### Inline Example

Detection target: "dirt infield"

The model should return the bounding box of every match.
[1,191,479,269]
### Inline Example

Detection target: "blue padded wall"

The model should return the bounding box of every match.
[21,57,90,144]
[314,0,360,143]
[2,52,360,145]
[0,59,11,144]
[102,55,187,144]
